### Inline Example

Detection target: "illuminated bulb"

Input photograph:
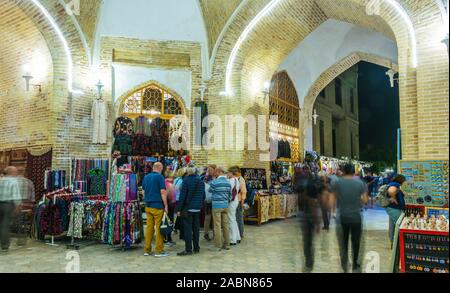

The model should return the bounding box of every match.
[263,81,270,91]
[23,63,32,75]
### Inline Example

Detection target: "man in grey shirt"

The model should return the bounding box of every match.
[331,163,369,273]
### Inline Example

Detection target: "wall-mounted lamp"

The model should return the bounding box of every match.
[311,109,319,125]
[386,69,399,88]
[95,80,104,99]
[22,64,42,93]
[199,83,207,101]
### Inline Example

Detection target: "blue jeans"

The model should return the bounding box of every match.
[386,207,402,242]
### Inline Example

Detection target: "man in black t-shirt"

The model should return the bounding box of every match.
[296,171,322,272]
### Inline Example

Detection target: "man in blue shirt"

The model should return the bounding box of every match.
[209,167,232,251]
[142,162,169,257]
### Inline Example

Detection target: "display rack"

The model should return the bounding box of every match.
[399,229,449,273]
[400,159,449,207]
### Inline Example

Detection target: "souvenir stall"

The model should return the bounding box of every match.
[112,83,190,179]
[300,150,373,177]
[269,122,300,187]
[317,155,372,176]
[243,168,298,226]
[394,160,450,273]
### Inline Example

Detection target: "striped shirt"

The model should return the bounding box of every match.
[209,176,232,209]
[0,177,22,203]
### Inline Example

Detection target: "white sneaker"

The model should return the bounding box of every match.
[144,253,151,256]
[154,252,170,258]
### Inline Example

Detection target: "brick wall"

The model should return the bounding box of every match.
[1,0,448,180]
[99,36,208,167]
[0,1,54,151]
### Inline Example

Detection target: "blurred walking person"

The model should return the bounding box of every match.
[15,167,35,246]
[318,171,331,231]
[296,170,321,272]
[0,166,22,253]
[331,163,369,273]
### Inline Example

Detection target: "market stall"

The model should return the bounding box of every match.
[398,208,449,273]
[242,168,298,226]
[392,160,450,273]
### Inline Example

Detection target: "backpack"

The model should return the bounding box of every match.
[375,184,391,207]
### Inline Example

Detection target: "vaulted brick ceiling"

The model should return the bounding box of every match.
[75,0,103,50]
[199,0,243,56]
[199,0,397,63]
[314,0,396,40]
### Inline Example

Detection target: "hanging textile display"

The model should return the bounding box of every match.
[132,134,151,156]
[67,202,84,239]
[44,170,67,192]
[66,200,107,240]
[133,116,152,137]
[113,134,133,156]
[109,173,138,202]
[113,117,134,156]
[31,190,108,241]
[91,98,109,144]
[102,201,142,247]
[26,149,52,201]
[149,118,170,155]
[130,157,153,186]
[113,117,134,136]
[87,168,107,196]
[194,101,208,146]
[71,159,109,193]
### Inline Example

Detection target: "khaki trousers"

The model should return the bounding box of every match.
[213,208,230,249]
[144,207,164,254]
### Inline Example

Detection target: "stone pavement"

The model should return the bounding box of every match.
[0,210,392,273]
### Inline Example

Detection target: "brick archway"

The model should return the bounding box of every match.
[207,0,448,168]
[299,52,399,158]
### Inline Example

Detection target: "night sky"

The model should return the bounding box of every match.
[358,61,400,164]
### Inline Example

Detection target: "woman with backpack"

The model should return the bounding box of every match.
[386,175,407,245]
[227,168,241,246]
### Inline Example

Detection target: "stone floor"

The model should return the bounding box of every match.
[0,209,393,273]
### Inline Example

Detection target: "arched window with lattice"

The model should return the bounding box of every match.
[269,71,300,162]
[120,84,185,119]
[269,71,300,128]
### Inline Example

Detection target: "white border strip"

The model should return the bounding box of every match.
[225,0,282,95]
[57,0,92,66]
[210,0,249,79]
[223,0,420,94]
[30,0,81,94]
[384,0,418,68]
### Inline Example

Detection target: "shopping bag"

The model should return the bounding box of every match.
[160,213,173,236]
